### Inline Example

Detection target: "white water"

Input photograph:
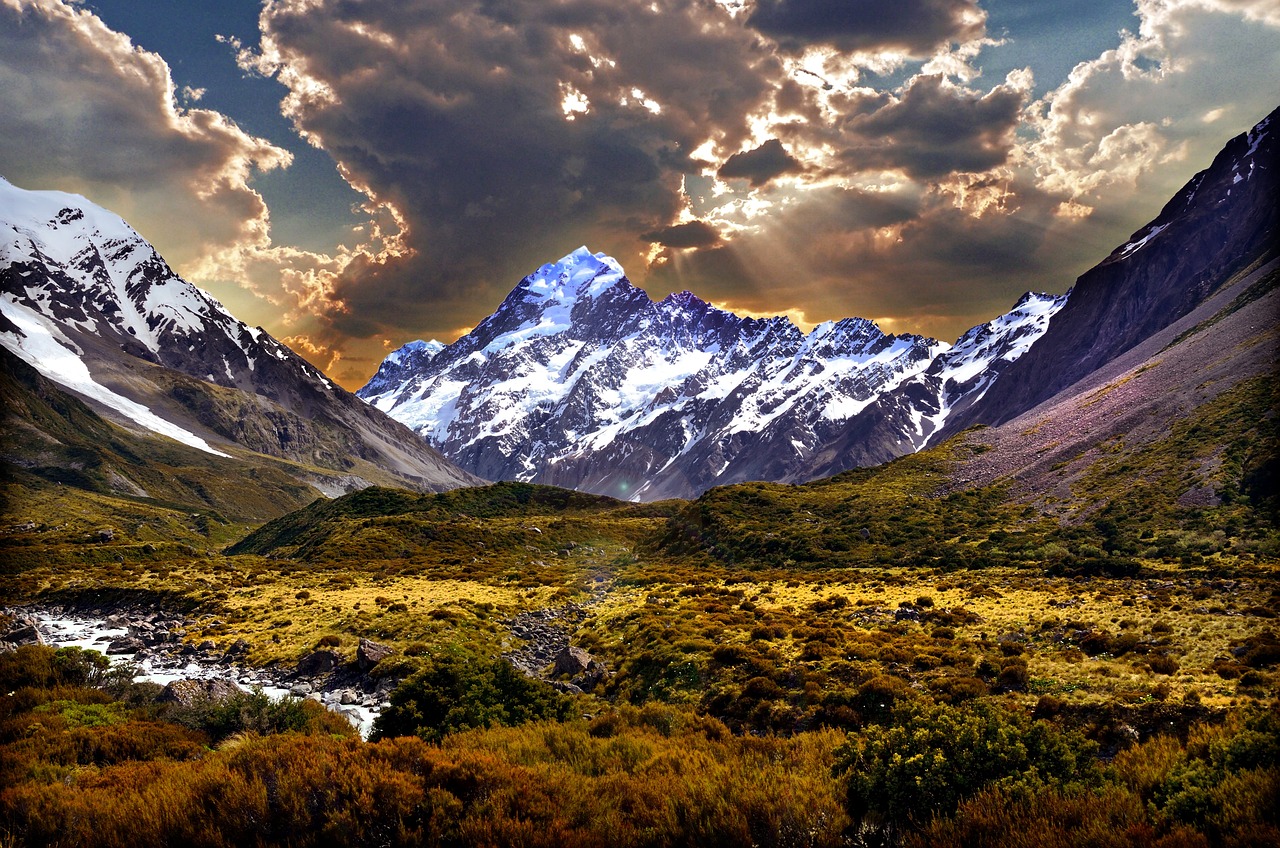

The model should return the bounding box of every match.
[28,609,380,738]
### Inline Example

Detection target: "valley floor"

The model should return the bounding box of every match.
[1,469,1277,847]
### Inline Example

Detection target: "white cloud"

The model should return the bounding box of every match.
[1026,0,1280,208]
[0,0,292,280]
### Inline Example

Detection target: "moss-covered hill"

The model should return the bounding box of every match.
[225,481,678,572]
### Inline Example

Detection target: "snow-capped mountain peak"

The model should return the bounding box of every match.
[912,291,1067,445]
[387,339,445,366]
[0,176,279,383]
[519,246,626,303]
[358,248,1060,500]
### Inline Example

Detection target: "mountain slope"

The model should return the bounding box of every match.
[0,177,482,504]
[941,105,1278,436]
[649,260,1278,574]
[0,345,319,524]
[794,291,1066,481]
[360,248,1060,500]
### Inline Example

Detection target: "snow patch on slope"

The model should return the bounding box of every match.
[0,294,231,457]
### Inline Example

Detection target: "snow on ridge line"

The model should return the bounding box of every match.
[523,246,625,301]
[0,295,232,458]
[1,177,261,364]
[0,176,140,266]
[1117,223,1169,259]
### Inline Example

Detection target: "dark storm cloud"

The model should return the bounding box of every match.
[253,0,780,343]
[641,220,723,249]
[717,139,805,186]
[834,74,1026,179]
[747,0,986,55]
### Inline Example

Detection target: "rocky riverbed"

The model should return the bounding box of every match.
[2,603,393,738]
[4,573,623,736]
[502,571,617,693]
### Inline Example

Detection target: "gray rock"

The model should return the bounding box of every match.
[2,616,43,646]
[553,645,594,677]
[356,638,393,671]
[297,649,342,677]
[571,660,609,692]
[106,636,145,654]
[158,678,244,708]
[290,682,313,696]
[894,607,922,623]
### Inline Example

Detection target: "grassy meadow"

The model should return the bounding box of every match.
[1,407,1277,845]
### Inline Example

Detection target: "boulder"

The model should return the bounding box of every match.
[553,645,593,677]
[356,638,393,671]
[157,678,243,708]
[224,639,252,658]
[572,660,609,692]
[106,636,145,654]
[297,649,342,677]
[1,616,43,647]
[894,607,922,623]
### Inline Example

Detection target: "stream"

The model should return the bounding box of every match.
[25,608,381,738]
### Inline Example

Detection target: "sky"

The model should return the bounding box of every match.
[2,0,1278,389]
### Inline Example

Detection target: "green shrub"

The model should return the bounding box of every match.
[1152,709,1280,834]
[833,701,1099,836]
[372,652,572,742]
[0,645,110,691]
[163,688,353,743]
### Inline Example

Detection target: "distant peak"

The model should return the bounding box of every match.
[521,246,628,302]
[386,339,445,365]
[806,315,887,343]
[659,289,708,309]
[1011,291,1066,310]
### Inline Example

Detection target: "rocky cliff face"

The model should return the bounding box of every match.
[941,106,1279,436]
[361,248,1061,500]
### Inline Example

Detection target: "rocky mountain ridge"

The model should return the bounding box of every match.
[360,247,1063,500]
[0,177,481,508]
[937,105,1278,439]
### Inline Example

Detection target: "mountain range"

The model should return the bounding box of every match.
[1,105,1275,515]
[358,250,1064,500]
